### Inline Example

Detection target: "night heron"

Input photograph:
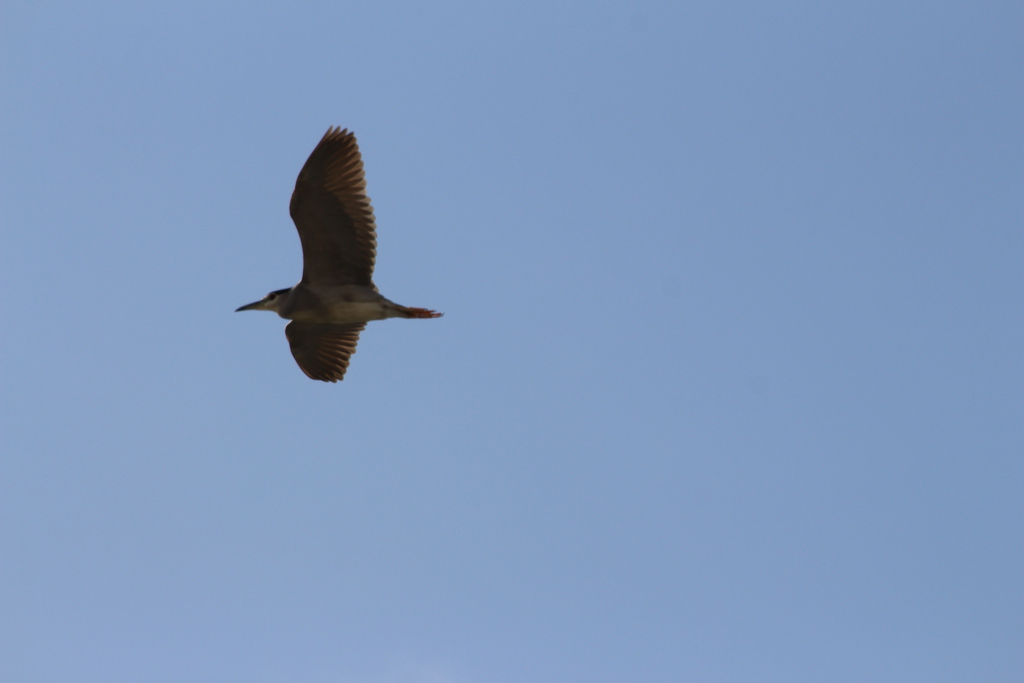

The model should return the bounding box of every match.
[237,127,442,382]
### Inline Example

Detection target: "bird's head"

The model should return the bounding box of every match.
[236,288,292,314]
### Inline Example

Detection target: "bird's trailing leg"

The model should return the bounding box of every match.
[399,306,443,319]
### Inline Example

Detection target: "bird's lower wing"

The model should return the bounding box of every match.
[285,321,366,382]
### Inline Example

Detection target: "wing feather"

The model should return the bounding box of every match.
[289,127,377,287]
[285,321,366,382]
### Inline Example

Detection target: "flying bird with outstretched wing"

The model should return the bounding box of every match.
[237,127,442,382]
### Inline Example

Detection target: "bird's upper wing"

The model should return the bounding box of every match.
[289,127,377,287]
[285,321,366,382]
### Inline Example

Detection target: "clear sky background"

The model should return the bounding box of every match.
[1,2,1021,682]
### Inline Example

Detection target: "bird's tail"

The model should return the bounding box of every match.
[399,306,443,319]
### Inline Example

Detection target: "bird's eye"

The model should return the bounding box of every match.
[267,293,276,300]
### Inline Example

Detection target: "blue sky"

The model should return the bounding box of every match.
[1,2,1021,681]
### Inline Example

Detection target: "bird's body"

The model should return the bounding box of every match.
[267,284,425,324]
[237,127,441,382]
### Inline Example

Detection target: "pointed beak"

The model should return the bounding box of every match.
[235,300,264,312]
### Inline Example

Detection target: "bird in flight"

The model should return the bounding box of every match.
[237,127,442,382]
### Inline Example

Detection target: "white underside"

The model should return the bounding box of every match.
[319,300,402,323]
